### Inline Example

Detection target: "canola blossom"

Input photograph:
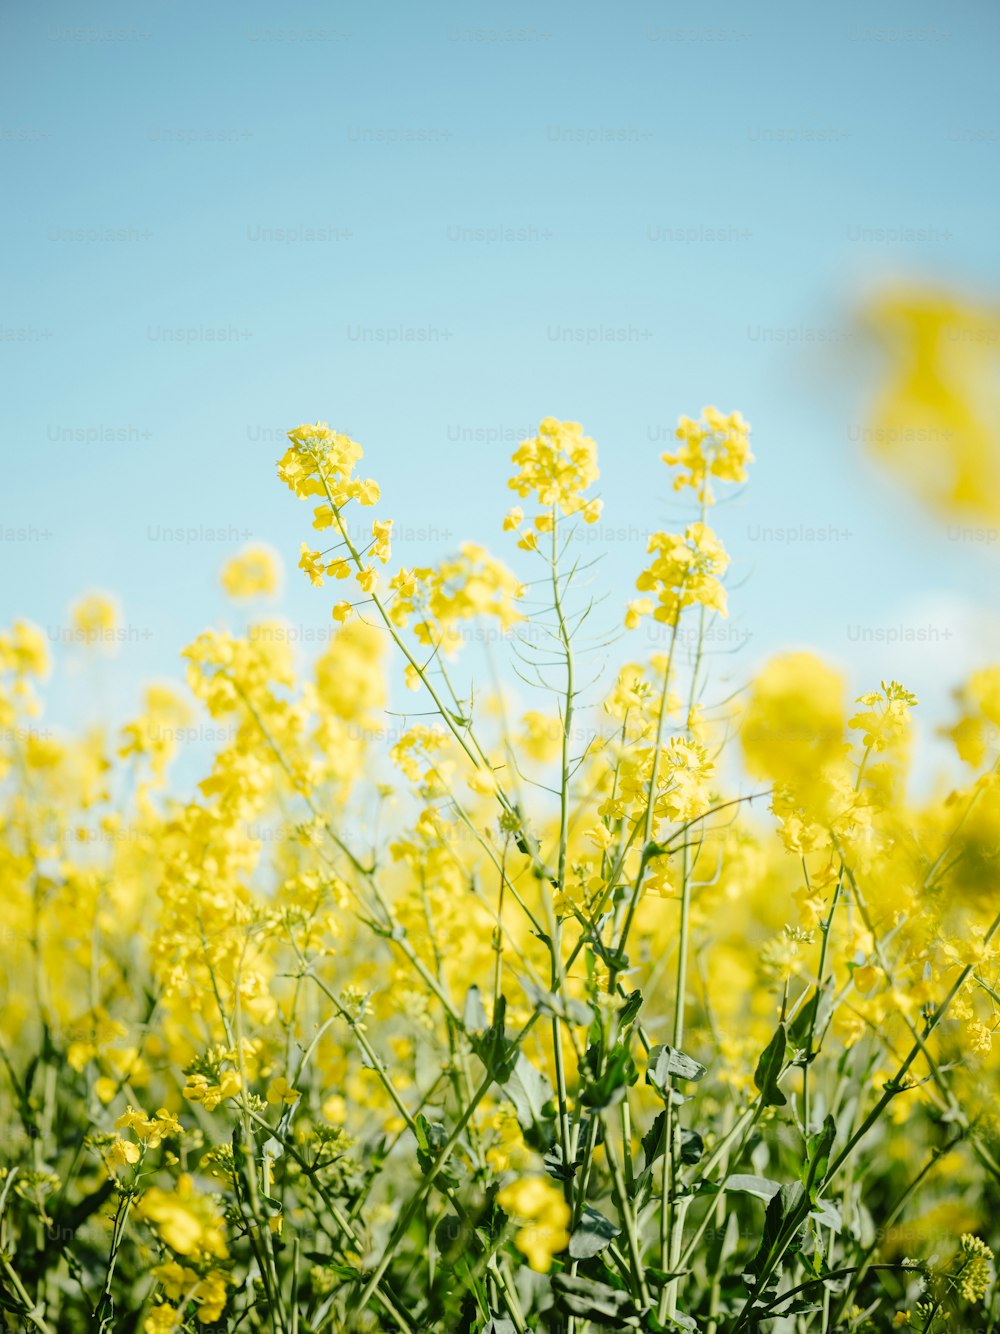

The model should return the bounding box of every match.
[0,411,997,1333]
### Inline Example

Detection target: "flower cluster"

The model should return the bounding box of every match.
[277,421,379,508]
[663,404,753,503]
[497,1176,571,1272]
[0,406,997,1334]
[220,543,282,599]
[387,542,525,657]
[626,520,730,628]
[504,416,602,547]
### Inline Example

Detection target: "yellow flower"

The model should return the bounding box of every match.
[0,619,50,677]
[115,1106,183,1148]
[137,1174,229,1259]
[630,522,729,627]
[507,418,600,524]
[266,1077,301,1106]
[849,680,917,753]
[184,1071,241,1112]
[332,601,353,624]
[520,711,562,764]
[371,519,393,563]
[152,1260,230,1323]
[94,1077,118,1105]
[219,544,282,599]
[853,964,879,994]
[145,1307,179,1334]
[943,666,1000,767]
[625,598,653,630]
[860,286,1000,524]
[498,1177,570,1272]
[741,652,846,788]
[322,1094,347,1124]
[70,592,120,650]
[109,1137,141,1167]
[279,423,368,507]
[298,543,328,587]
[663,406,752,504]
[485,1106,526,1173]
[386,543,524,654]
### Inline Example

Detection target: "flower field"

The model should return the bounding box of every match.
[1,413,997,1332]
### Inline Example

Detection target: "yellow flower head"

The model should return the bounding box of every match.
[628,522,730,628]
[137,1174,229,1260]
[220,544,282,599]
[0,619,51,678]
[860,286,1000,525]
[507,418,600,525]
[387,544,524,655]
[71,592,120,649]
[278,422,376,509]
[497,1176,571,1273]
[151,1260,230,1323]
[663,406,752,504]
[741,652,846,788]
[266,1076,301,1106]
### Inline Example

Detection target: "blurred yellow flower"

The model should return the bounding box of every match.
[71,591,120,649]
[497,1176,570,1273]
[137,1174,229,1259]
[220,543,282,599]
[862,285,1000,523]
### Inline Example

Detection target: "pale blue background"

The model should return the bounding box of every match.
[2,0,999,776]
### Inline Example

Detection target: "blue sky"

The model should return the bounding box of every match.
[3,0,999,777]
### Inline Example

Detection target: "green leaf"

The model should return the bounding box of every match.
[705,1210,740,1275]
[809,1198,842,1232]
[802,1114,836,1204]
[618,988,643,1028]
[414,1114,448,1178]
[643,1305,697,1331]
[644,1267,690,1287]
[787,990,819,1051]
[545,1114,601,1181]
[747,1181,807,1280]
[323,1262,362,1281]
[723,1174,781,1202]
[550,1274,645,1325]
[469,996,517,1083]
[504,1052,555,1131]
[641,1110,667,1169]
[568,1205,621,1259]
[468,996,555,1143]
[640,1113,703,1170]
[680,1127,704,1165]
[581,1041,636,1109]
[646,1044,707,1094]
[753,1023,788,1107]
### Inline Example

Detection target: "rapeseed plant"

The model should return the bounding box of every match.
[0,410,997,1332]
